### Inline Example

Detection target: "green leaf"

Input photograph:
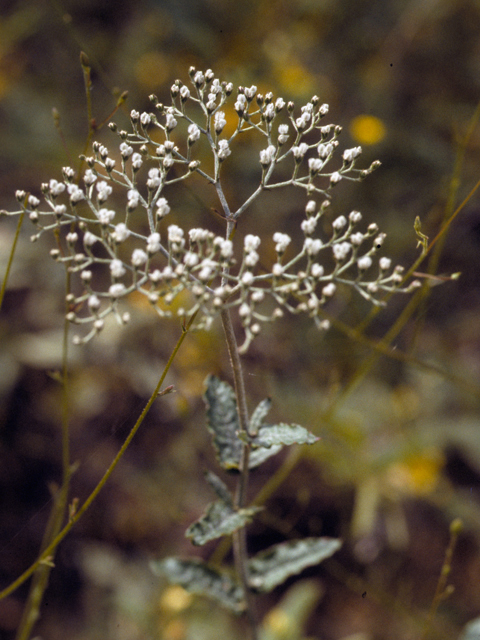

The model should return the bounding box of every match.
[248,537,342,593]
[249,398,272,436]
[204,470,233,506]
[204,375,242,470]
[150,557,245,613]
[252,423,319,448]
[249,444,283,468]
[186,500,261,546]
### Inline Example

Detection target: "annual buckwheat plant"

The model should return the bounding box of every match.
[1,64,422,640]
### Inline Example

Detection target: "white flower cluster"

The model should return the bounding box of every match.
[2,68,420,351]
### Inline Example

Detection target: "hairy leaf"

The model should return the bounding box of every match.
[249,398,272,436]
[249,443,283,468]
[186,500,261,546]
[248,537,342,592]
[150,557,245,613]
[204,470,233,506]
[253,423,319,448]
[204,375,242,470]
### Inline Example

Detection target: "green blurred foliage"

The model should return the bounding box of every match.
[1,0,480,639]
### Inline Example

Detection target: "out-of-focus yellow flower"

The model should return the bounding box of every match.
[264,608,294,638]
[385,450,444,496]
[159,585,192,613]
[349,115,386,145]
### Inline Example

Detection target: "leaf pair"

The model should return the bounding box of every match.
[152,537,342,611]
[204,375,318,471]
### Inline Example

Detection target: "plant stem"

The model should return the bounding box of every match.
[220,308,258,640]
[0,319,191,603]
[15,271,73,640]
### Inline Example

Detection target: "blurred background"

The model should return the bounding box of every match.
[1,0,480,638]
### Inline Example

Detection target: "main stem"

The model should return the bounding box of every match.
[220,308,258,640]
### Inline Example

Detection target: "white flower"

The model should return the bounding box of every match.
[332,242,351,261]
[235,94,247,113]
[343,146,362,163]
[168,225,185,244]
[319,103,329,115]
[305,200,316,215]
[272,263,283,277]
[241,271,254,285]
[110,259,126,278]
[109,283,126,298]
[127,189,140,209]
[310,263,324,278]
[188,123,201,142]
[132,248,148,266]
[147,168,161,189]
[113,223,130,243]
[131,153,143,169]
[130,110,139,121]
[292,143,309,159]
[251,290,265,302]
[49,179,66,195]
[147,232,161,253]
[259,145,276,166]
[217,139,231,160]
[245,251,259,267]
[66,232,78,244]
[379,257,392,271]
[83,170,96,186]
[88,295,101,310]
[156,197,170,218]
[322,283,336,297]
[308,158,323,173]
[317,143,333,158]
[244,85,257,99]
[330,172,342,185]
[358,256,372,270]
[193,70,204,86]
[83,231,98,246]
[350,232,365,246]
[332,215,347,230]
[304,238,322,256]
[166,113,177,130]
[120,142,133,158]
[198,259,217,280]
[140,112,151,126]
[97,208,115,224]
[180,86,190,100]
[96,180,112,201]
[54,204,66,215]
[374,233,386,248]
[244,234,261,252]
[214,111,227,133]
[189,228,210,243]
[275,97,285,111]
[219,239,233,258]
[239,302,251,317]
[184,252,199,268]
[296,113,310,130]
[68,185,84,203]
[264,103,275,121]
[273,232,291,253]
[301,218,317,235]
[81,270,92,282]
[349,210,362,223]
[278,123,289,144]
